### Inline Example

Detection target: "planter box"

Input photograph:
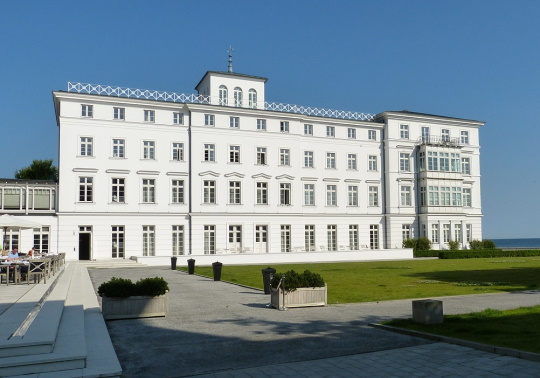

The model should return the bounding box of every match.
[102,292,169,320]
[271,285,327,309]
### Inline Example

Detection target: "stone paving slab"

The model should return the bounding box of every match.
[87,266,540,378]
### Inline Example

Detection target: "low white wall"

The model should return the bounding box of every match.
[133,249,414,266]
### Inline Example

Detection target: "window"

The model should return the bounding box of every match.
[229,145,240,163]
[326,152,336,169]
[461,157,471,175]
[466,224,472,242]
[326,126,335,137]
[443,224,450,243]
[257,119,266,131]
[114,107,125,120]
[431,224,439,243]
[304,184,315,206]
[31,188,54,210]
[5,230,19,250]
[203,181,216,204]
[439,152,450,172]
[347,154,357,170]
[420,187,426,206]
[143,141,155,160]
[144,110,155,123]
[400,124,409,139]
[421,126,430,142]
[233,87,243,107]
[305,225,315,252]
[81,104,93,117]
[80,137,93,157]
[369,186,379,206]
[455,224,462,243]
[79,177,93,202]
[33,226,50,254]
[111,178,125,203]
[3,188,23,210]
[142,226,155,256]
[218,86,228,106]
[326,185,337,206]
[463,188,472,207]
[368,130,376,140]
[370,225,379,249]
[229,181,241,204]
[451,153,461,172]
[348,128,356,139]
[427,151,438,171]
[228,226,242,251]
[402,224,411,241]
[112,139,125,158]
[172,225,184,255]
[248,89,257,108]
[452,187,462,206]
[280,121,289,133]
[204,114,215,126]
[256,147,267,165]
[401,186,412,206]
[399,153,410,171]
[230,116,240,128]
[304,151,314,168]
[173,112,184,125]
[171,180,184,204]
[111,226,124,258]
[256,182,268,205]
[348,185,358,206]
[368,155,378,171]
[460,131,469,144]
[279,149,290,166]
[304,124,313,135]
[172,143,184,161]
[281,225,291,252]
[204,144,215,162]
[327,225,337,251]
[349,225,359,250]
[204,225,216,254]
[442,129,450,142]
[280,183,291,205]
[142,179,155,203]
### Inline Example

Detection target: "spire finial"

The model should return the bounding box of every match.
[227,45,234,72]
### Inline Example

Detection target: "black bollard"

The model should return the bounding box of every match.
[171,256,177,270]
[261,267,276,294]
[212,261,223,281]
[187,258,195,274]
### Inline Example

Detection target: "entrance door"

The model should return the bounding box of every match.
[228,225,242,253]
[78,226,92,260]
[255,225,267,254]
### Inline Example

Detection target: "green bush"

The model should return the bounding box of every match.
[98,277,169,297]
[271,269,325,291]
[469,240,483,250]
[415,237,432,251]
[448,241,460,251]
[470,239,497,250]
[438,249,540,259]
[414,250,440,258]
[402,238,416,249]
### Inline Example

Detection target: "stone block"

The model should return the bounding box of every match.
[412,299,443,324]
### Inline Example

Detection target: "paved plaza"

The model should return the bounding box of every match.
[87,266,540,378]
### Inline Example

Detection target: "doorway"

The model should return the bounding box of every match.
[78,226,92,260]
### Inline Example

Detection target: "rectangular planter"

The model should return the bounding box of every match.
[102,292,169,320]
[271,285,327,309]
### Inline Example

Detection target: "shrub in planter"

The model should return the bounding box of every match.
[270,270,325,292]
[98,277,169,298]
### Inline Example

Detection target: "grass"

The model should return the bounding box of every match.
[384,305,540,354]
[178,257,540,304]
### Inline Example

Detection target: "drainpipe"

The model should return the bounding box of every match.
[188,108,192,255]
[381,124,388,249]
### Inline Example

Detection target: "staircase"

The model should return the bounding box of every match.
[0,263,122,377]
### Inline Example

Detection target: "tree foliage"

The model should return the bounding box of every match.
[15,159,58,181]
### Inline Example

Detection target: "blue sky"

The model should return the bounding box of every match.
[1,0,538,238]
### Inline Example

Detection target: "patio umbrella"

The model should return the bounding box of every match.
[0,214,42,250]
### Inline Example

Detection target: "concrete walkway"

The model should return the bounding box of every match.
[87,266,540,378]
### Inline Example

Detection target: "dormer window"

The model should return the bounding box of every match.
[248,89,257,108]
[219,85,228,106]
[234,87,243,107]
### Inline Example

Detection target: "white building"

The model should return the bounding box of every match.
[1,68,484,262]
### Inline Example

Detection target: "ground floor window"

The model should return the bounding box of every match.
[228,225,242,252]
[204,225,215,255]
[369,225,379,249]
[443,224,450,243]
[111,226,124,258]
[402,224,411,241]
[466,224,472,243]
[349,225,358,250]
[33,226,50,254]
[327,225,337,251]
[172,225,184,255]
[305,225,315,251]
[281,225,291,252]
[454,224,462,243]
[4,229,19,250]
[431,224,439,243]
[142,226,155,256]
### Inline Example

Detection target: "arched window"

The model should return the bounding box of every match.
[248,89,257,109]
[219,85,228,106]
[234,87,243,107]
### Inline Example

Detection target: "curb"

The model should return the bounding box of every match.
[370,323,540,363]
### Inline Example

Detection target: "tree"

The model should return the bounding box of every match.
[14,159,58,181]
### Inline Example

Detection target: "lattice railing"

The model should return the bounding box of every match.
[67,82,375,121]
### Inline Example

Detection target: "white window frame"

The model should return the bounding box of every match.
[326,126,335,137]
[368,130,376,141]
[327,225,337,251]
[233,87,243,107]
[111,178,125,203]
[171,180,184,204]
[280,183,291,205]
[143,141,155,160]
[400,186,412,206]
[218,86,228,106]
[81,104,93,118]
[78,177,93,202]
[229,145,240,163]
[463,188,472,207]
[144,110,155,123]
[399,153,410,172]
[172,142,184,161]
[460,130,469,144]
[347,128,356,139]
[80,137,93,157]
[248,89,257,108]
[256,182,268,205]
[304,124,313,135]
[280,121,289,133]
[326,152,336,169]
[400,124,409,139]
[173,112,184,125]
[326,185,337,206]
[172,225,184,255]
[204,144,215,162]
[204,225,216,255]
[204,114,215,126]
[347,154,357,170]
[368,186,379,207]
[348,185,358,206]
[461,157,471,175]
[256,147,267,165]
[349,225,359,250]
[142,225,155,256]
[228,181,241,204]
[113,107,125,120]
[142,179,155,203]
[368,155,378,171]
[230,116,240,128]
[112,138,125,158]
[304,151,314,168]
[257,119,266,131]
[203,180,216,204]
[304,183,315,206]
[279,148,290,166]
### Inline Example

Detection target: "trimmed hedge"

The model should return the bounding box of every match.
[414,250,440,258]
[98,277,169,297]
[438,249,540,259]
[271,270,325,291]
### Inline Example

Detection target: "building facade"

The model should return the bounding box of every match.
[1,69,484,261]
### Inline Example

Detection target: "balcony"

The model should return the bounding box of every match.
[417,135,461,147]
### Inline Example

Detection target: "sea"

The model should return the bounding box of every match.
[490,238,540,249]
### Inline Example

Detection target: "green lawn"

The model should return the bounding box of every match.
[384,306,540,354]
[179,257,540,304]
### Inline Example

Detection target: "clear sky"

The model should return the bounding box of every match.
[1,0,539,238]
